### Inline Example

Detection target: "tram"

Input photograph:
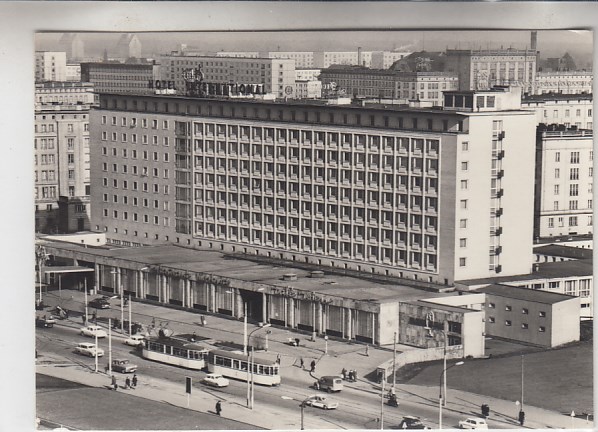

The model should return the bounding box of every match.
[141,336,209,370]
[207,349,281,386]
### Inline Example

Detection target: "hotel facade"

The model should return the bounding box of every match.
[90,87,536,286]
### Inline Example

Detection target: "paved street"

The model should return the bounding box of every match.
[37,374,259,430]
[36,289,593,430]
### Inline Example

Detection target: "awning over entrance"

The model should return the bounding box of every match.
[42,266,95,275]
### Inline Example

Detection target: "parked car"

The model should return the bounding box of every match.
[111,359,138,373]
[124,334,145,347]
[459,417,488,429]
[89,298,110,309]
[80,325,107,338]
[202,373,230,388]
[75,342,104,357]
[303,395,338,410]
[35,315,56,328]
[398,416,431,429]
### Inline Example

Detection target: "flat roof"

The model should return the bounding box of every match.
[42,241,450,304]
[533,244,593,260]
[42,265,95,273]
[404,299,478,314]
[476,284,577,304]
[522,93,593,102]
[458,259,593,285]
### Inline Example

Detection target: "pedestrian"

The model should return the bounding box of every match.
[300,357,305,369]
[215,400,222,416]
[518,410,525,426]
[276,354,281,365]
[341,367,347,380]
[310,360,316,373]
[365,344,369,356]
[132,374,138,388]
[295,338,300,347]
[125,377,131,389]
[111,375,117,391]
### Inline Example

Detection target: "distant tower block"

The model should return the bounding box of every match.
[531,31,537,51]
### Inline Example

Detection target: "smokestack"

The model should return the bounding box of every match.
[358,47,362,66]
[531,31,537,51]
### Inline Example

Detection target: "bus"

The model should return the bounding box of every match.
[142,336,209,370]
[207,349,281,386]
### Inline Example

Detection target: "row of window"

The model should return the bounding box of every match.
[102,208,170,226]
[553,167,593,180]
[101,148,170,162]
[103,194,170,210]
[487,318,546,332]
[102,177,170,194]
[547,215,592,228]
[102,131,170,146]
[543,108,592,118]
[488,303,546,316]
[35,123,88,133]
[554,150,592,163]
[102,116,169,130]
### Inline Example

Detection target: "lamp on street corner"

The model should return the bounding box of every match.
[439,361,464,429]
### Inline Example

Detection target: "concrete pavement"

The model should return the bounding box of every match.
[38,289,593,430]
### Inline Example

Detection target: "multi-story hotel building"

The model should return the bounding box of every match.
[90,85,536,284]
[533,71,593,95]
[80,62,156,95]
[522,93,593,129]
[534,128,593,239]
[35,82,94,233]
[445,49,537,93]
[159,54,296,99]
[319,67,458,106]
[35,51,67,82]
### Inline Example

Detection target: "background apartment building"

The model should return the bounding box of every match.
[534,128,593,238]
[295,68,321,81]
[533,71,593,95]
[90,86,535,284]
[80,62,156,94]
[522,93,593,129]
[35,51,67,82]
[294,79,322,99]
[35,82,94,233]
[159,54,296,98]
[319,67,458,106]
[445,48,537,93]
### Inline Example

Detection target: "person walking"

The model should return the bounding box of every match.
[276,354,281,365]
[215,400,222,416]
[111,375,117,391]
[365,344,369,356]
[125,377,131,389]
[310,359,316,373]
[132,374,138,388]
[300,357,305,369]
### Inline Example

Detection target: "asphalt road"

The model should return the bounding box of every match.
[36,322,511,429]
[37,373,260,430]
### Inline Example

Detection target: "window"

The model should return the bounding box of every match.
[505,320,512,326]
[539,311,546,318]
[554,168,560,178]
[569,216,578,227]
[570,168,579,180]
[553,201,559,211]
[460,180,468,190]
[548,217,554,228]
[554,185,560,195]
[460,238,467,248]
[488,316,495,323]
[505,305,512,311]
[460,199,468,209]
[461,161,468,171]
[459,257,466,267]
[555,152,560,162]
[462,142,469,151]
[570,151,580,163]
[539,326,546,332]
[569,200,578,210]
[487,302,495,309]
[569,184,578,196]
[521,323,528,330]
[522,308,528,314]
[460,219,467,228]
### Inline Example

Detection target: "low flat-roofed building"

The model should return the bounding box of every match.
[39,240,457,345]
[457,258,592,320]
[533,244,593,262]
[476,284,580,347]
[521,93,593,129]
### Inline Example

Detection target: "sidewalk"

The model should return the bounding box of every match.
[40,289,593,430]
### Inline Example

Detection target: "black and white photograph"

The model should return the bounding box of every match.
[0,2,596,432]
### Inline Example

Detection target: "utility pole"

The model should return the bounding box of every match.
[243,302,248,355]
[380,369,385,429]
[120,284,125,335]
[94,331,99,373]
[128,294,132,335]
[521,355,524,411]
[108,318,112,375]
[443,329,447,407]
[84,278,88,324]
[250,346,255,409]
[392,332,397,390]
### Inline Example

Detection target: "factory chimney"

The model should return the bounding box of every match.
[531,31,537,51]
[357,47,362,66]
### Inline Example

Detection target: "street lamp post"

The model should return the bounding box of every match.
[282,395,317,430]
[128,294,132,335]
[247,323,272,409]
[439,361,464,429]
[108,318,112,375]
[380,369,386,429]
[36,245,49,304]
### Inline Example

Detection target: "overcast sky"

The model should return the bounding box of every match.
[35,30,592,62]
